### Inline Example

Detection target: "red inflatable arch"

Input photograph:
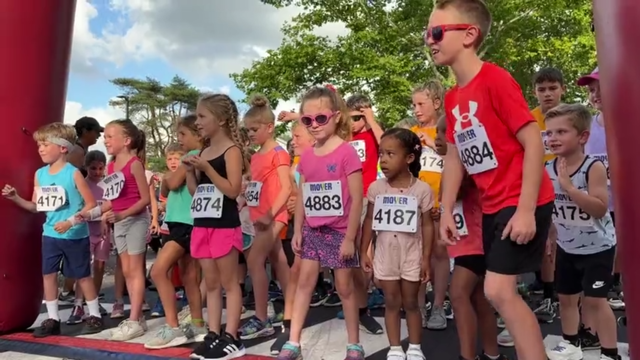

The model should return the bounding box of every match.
[0,0,76,332]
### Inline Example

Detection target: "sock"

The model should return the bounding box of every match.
[74,298,84,306]
[45,300,60,321]
[408,343,421,350]
[283,319,291,330]
[562,333,580,347]
[359,306,368,316]
[613,273,621,286]
[86,298,101,317]
[389,345,403,352]
[484,353,500,360]
[534,271,542,284]
[192,318,205,327]
[543,282,554,299]
[601,347,619,358]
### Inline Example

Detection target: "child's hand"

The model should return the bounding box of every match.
[340,239,355,260]
[557,158,574,192]
[2,184,17,199]
[54,220,72,234]
[439,213,459,245]
[430,207,441,221]
[278,110,298,122]
[418,133,436,150]
[149,219,159,234]
[420,258,430,283]
[292,232,303,254]
[286,196,296,215]
[185,155,211,171]
[360,253,373,273]
[361,107,375,122]
[501,209,536,244]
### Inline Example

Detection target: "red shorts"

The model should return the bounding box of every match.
[190,227,243,259]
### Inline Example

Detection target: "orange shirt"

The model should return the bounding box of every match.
[532,106,555,163]
[248,146,291,224]
[411,125,442,208]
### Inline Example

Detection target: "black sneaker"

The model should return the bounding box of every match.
[66,305,85,325]
[243,291,255,307]
[533,298,556,323]
[190,331,220,359]
[324,292,342,307]
[83,316,104,334]
[58,291,75,303]
[359,312,383,334]
[33,319,61,338]
[310,287,329,307]
[270,328,290,355]
[618,315,627,327]
[579,325,600,350]
[201,332,246,360]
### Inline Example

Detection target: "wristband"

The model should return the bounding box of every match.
[87,205,103,221]
[66,215,81,226]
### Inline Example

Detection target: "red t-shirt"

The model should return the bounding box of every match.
[351,129,379,196]
[444,62,554,214]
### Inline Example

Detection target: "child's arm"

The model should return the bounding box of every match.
[293,175,306,234]
[345,170,364,242]
[565,161,609,219]
[74,170,97,212]
[203,147,243,198]
[286,171,297,215]
[440,143,464,214]
[186,168,198,195]
[359,200,375,256]
[149,181,159,229]
[269,155,293,220]
[421,206,435,261]
[363,107,384,144]
[9,174,39,213]
[515,122,545,213]
[164,164,190,190]
[160,176,170,198]
[115,160,151,220]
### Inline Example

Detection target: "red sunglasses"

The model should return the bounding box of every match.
[300,111,337,127]
[424,24,477,44]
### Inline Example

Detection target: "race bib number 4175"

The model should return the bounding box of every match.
[371,195,418,233]
[99,172,125,200]
[302,180,343,217]
[36,186,66,212]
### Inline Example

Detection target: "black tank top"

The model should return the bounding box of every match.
[193,147,241,229]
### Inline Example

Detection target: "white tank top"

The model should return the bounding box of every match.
[547,156,616,255]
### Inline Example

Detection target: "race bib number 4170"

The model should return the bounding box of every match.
[371,195,418,233]
[99,172,125,200]
[302,180,343,217]
[35,186,66,212]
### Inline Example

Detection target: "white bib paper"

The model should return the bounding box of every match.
[541,131,553,155]
[420,147,444,173]
[245,181,263,207]
[371,195,418,233]
[99,172,125,200]
[553,197,594,227]
[452,201,468,236]
[35,186,66,212]
[591,153,610,185]
[190,184,224,218]
[350,140,366,162]
[302,181,344,217]
[455,124,498,175]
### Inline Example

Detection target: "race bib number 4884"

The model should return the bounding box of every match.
[191,184,224,218]
[302,180,343,217]
[371,195,418,233]
[455,125,498,175]
[99,172,125,200]
[36,186,66,212]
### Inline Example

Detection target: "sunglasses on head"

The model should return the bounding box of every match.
[300,111,337,127]
[351,114,365,122]
[424,24,476,44]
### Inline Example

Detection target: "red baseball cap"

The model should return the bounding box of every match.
[577,67,599,86]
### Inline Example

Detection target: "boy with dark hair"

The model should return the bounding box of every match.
[428,1,555,359]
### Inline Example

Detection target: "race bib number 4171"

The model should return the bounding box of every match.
[36,186,66,212]
[302,180,343,217]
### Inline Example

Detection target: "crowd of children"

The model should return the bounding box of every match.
[1,1,626,360]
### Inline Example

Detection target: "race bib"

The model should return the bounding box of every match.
[455,124,498,175]
[420,147,444,173]
[99,172,125,200]
[591,153,610,185]
[35,186,66,212]
[245,181,263,207]
[452,201,468,236]
[190,184,224,218]
[350,140,366,162]
[371,195,418,233]
[541,131,552,155]
[552,196,593,227]
[302,180,343,217]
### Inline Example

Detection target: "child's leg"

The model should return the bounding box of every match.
[335,268,359,344]
[216,247,242,337]
[289,258,321,343]
[270,239,290,298]
[379,280,402,345]
[199,258,223,334]
[115,215,149,321]
[92,238,110,294]
[246,223,283,322]
[429,239,450,324]
[71,239,99,312]
[179,256,203,324]
[400,280,422,353]
[150,241,184,327]
[115,256,125,301]
[42,237,63,320]
[449,260,480,360]
[471,278,499,357]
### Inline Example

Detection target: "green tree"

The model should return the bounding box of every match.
[109,76,201,172]
[232,0,596,129]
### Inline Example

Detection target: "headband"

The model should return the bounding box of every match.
[48,137,75,149]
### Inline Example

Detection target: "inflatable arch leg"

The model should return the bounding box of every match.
[0,0,76,332]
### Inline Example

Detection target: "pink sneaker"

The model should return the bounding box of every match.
[110,302,125,319]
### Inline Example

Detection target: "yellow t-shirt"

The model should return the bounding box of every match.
[532,107,555,163]
[411,125,442,207]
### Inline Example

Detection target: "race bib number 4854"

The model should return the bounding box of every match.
[99,172,125,200]
[302,181,343,217]
[245,181,263,207]
[36,186,66,212]
[371,195,418,233]
[191,184,224,218]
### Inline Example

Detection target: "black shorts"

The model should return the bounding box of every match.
[482,202,553,275]
[239,253,246,264]
[282,239,296,268]
[454,254,486,277]
[163,222,192,253]
[555,246,615,298]
[610,211,615,225]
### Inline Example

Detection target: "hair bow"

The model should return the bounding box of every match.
[325,84,336,92]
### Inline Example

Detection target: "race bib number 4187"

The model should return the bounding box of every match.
[302,180,343,217]
[371,195,418,233]
[99,172,125,200]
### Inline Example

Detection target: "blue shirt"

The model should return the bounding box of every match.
[36,163,89,240]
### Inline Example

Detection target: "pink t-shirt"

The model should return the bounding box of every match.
[446,186,484,258]
[367,178,434,248]
[87,179,104,237]
[298,141,362,233]
[108,156,142,212]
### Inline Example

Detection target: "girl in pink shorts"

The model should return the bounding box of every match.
[360,128,434,360]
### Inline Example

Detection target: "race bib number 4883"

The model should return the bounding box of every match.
[36,186,66,212]
[371,195,418,233]
[99,172,125,200]
[302,180,343,217]
[191,184,224,218]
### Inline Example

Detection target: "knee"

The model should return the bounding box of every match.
[432,243,449,260]
[386,292,403,312]
[483,279,513,309]
[334,276,354,299]
[401,294,418,313]
[449,285,471,308]
[150,264,168,281]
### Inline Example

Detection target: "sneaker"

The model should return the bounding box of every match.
[497,328,514,347]
[546,340,583,360]
[367,289,385,309]
[271,328,290,355]
[243,290,255,307]
[476,353,508,360]
[178,305,192,324]
[151,301,165,317]
[110,319,146,341]
[406,345,425,360]
[268,301,284,327]
[66,305,85,325]
[239,315,275,340]
[310,288,329,307]
[83,315,104,334]
[58,291,75,303]
[277,341,303,360]
[533,298,556,323]
[420,305,430,328]
[601,355,622,360]
[346,343,365,360]
[496,317,506,329]
[359,312,383,334]
[200,332,245,360]
[426,306,447,330]
[324,292,342,307]
[181,322,208,342]
[110,302,125,319]
[190,331,220,359]
[269,281,284,301]
[33,318,61,338]
[608,292,625,310]
[387,347,406,360]
[527,280,544,295]
[142,301,151,312]
[579,325,600,350]
[618,315,627,327]
[443,299,454,319]
[145,324,189,349]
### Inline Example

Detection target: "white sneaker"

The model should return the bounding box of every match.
[144,324,188,349]
[110,319,146,341]
[178,305,192,324]
[387,347,405,360]
[546,340,583,360]
[497,328,514,347]
[406,345,426,360]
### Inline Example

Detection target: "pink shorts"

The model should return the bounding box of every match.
[90,235,110,262]
[190,227,243,259]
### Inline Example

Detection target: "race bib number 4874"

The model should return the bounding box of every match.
[191,185,224,218]
[302,180,343,217]
[371,195,418,233]
[36,186,66,212]
[99,172,125,200]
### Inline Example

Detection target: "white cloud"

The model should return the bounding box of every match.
[64,101,124,155]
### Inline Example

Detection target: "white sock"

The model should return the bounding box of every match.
[408,343,421,350]
[45,300,59,320]
[74,298,84,306]
[86,298,101,317]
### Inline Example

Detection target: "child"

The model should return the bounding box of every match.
[428,1,555,359]
[530,67,567,325]
[411,80,452,330]
[240,95,292,340]
[1,123,103,337]
[102,119,151,341]
[145,116,207,349]
[360,128,433,360]
[435,116,505,360]
[277,86,364,360]
[345,94,384,334]
[396,117,419,130]
[542,103,619,360]
[184,93,248,360]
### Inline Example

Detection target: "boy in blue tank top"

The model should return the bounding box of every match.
[1,123,104,337]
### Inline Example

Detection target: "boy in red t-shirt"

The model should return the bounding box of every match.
[427,1,554,359]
